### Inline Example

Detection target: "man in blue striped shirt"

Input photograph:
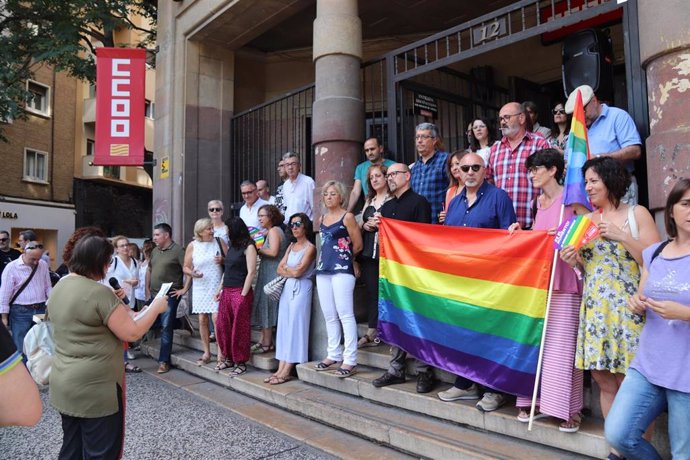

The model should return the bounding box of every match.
[410,123,448,224]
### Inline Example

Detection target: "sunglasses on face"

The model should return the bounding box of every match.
[25,244,44,250]
[460,164,483,173]
[289,221,303,229]
[552,109,566,115]
[0,238,8,242]
[208,207,222,212]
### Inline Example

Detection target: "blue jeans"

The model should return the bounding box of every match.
[9,304,46,359]
[153,295,181,364]
[606,367,690,459]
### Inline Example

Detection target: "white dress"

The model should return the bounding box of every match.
[191,240,222,314]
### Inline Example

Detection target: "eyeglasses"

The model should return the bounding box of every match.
[415,134,435,140]
[460,164,483,173]
[25,244,44,250]
[289,221,303,228]
[386,171,406,179]
[241,190,256,195]
[0,238,8,242]
[552,109,566,115]
[208,207,222,212]
[498,113,522,122]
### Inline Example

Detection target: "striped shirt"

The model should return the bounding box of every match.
[0,256,52,314]
[486,132,548,229]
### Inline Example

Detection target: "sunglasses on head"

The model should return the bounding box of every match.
[25,244,44,250]
[208,207,222,212]
[460,164,483,173]
[289,221,303,229]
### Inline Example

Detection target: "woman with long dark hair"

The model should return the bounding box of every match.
[468,117,496,165]
[547,102,570,154]
[214,217,257,377]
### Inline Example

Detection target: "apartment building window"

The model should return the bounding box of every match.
[24,148,49,183]
[145,100,154,119]
[26,80,51,117]
[86,139,95,156]
[104,166,121,180]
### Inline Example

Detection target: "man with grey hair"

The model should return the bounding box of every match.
[17,230,37,251]
[239,180,268,229]
[410,122,448,224]
[281,152,314,224]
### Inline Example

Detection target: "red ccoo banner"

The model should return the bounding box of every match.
[94,48,146,166]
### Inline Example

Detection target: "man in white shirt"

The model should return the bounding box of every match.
[281,152,315,224]
[239,180,268,229]
[256,179,276,205]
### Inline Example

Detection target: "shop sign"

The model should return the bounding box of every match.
[0,211,18,219]
[413,93,438,119]
[94,47,146,166]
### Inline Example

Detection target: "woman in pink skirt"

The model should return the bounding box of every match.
[213,217,257,377]
[510,148,589,432]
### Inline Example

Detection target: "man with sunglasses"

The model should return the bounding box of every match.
[440,151,517,412]
[372,163,436,393]
[0,231,21,288]
[487,102,548,230]
[0,241,51,357]
[239,180,268,230]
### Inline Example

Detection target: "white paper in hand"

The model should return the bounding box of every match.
[134,283,173,321]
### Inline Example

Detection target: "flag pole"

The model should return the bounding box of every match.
[527,203,564,431]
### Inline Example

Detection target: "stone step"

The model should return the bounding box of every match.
[141,340,590,459]
[356,342,458,384]
[296,361,609,459]
[171,330,278,371]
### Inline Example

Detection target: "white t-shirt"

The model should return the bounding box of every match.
[240,197,268,229]
[105,255,138,307]
[283,173,315,224]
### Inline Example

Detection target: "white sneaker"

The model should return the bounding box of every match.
[438,384,480,401]
[126,350,136,361]
[476,392,505,412]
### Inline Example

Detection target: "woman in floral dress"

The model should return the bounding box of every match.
[561,157,659,459]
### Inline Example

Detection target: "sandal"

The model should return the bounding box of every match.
[229,363,247,377]
[357,335,380,348]
[215,360,233,371]
[196,355,211,366]
[264,374,278,383]
[559,413,583,433]
[314,360,339,371]
[125,362,142,373]
[250,343,275,354]
[269,375,293,385]
[333,366,357,378]
[517,409,548,423]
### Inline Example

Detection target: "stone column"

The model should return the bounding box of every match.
[310,0,364,360]
[312,0,364,211]
[640,0,690,215]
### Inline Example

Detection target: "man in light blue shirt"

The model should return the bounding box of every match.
[566,84,642,204]
[347,137,395,212]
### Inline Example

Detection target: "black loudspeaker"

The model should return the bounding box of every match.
[562,29,614,102]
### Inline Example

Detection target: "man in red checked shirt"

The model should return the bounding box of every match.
[486,102,548,229]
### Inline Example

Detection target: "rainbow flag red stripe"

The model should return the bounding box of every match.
[563,90,592,209]
[378,219,554,397]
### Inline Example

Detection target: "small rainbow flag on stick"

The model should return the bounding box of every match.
[563,90,592,210]
[553,215,600,250]
[378,219,554,397]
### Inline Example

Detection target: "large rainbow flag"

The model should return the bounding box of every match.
[563,89,592,209]
[378,219,554,397]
